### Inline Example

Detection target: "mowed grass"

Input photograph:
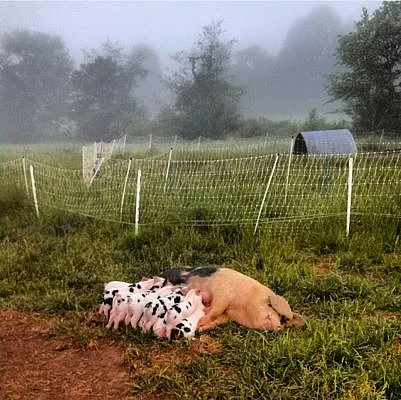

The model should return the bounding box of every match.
[1,190,401,399]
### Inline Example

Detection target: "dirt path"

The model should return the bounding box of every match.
[0,308,133,400]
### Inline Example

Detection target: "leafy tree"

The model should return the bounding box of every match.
[328,2,401,134]
[0,30,73,142]
[169,21,243,140]
[71,41,147,141]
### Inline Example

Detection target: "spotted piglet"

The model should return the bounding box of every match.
[100,276,166,318]
[167,290,205,340]
[169,304,205,340]
[138,287,184,333]
[165,289,202,326]
[140,288,186,337]
[106,293,131,329]
[99,281,134,318]
[127,284,175,329]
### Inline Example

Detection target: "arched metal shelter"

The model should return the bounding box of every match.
[293,129,357,155]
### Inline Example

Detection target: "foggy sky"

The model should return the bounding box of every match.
[0,1,382,69]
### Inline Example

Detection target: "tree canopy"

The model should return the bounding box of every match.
[0,30,73,142]
[71,41,147,141]
[328,1,401,133]
[169,21,243,140]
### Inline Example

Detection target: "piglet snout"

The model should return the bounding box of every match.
[170,328,182,340]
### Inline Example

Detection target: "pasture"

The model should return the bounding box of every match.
[1,140,401,399]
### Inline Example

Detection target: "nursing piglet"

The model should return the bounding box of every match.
[100,276,166,318]
[128,284,175,329]
[138,287,185,333]
[168,301,205,340]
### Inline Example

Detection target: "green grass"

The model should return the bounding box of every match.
[1,188,401,399]
[2,141,401,399]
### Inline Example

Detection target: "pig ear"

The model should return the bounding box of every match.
[141,276,149,281]
[268,295,293,320]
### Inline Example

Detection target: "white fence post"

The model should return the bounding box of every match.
[284,136,295,203]
[254,154,279,235]
[165,147,173,192]
[89,157,104,186]
[148,134,153,151]
[135,169,142,236]
[346,157,354,237]
[120,157,132,221]
[29,165,39,217]
[22,156,29,197]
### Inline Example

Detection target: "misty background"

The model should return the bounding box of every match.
[0,1,384,142]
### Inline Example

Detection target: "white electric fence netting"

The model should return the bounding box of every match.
[2,147,401,236]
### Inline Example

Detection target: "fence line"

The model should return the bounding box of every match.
[2,147,401,236]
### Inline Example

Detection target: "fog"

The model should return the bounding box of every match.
[0,1,385,142]
[0,1,381,68]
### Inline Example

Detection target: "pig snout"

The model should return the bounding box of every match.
[170,328,182,340]
[264,309,283,331]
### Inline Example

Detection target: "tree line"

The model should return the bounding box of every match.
[0,2,400,143]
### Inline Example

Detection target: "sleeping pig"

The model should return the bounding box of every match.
[161,266,304,332]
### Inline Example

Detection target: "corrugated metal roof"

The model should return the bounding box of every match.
[294,129,357,155]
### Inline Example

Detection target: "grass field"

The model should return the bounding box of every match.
[1,185,401,399]
[1,141,401,398]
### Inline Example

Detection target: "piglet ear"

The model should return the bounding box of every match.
[141,276,149,281]
[269,295,293,320]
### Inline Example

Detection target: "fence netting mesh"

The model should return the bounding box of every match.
[2,141,401,237]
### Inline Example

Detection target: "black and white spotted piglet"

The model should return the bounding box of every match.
[166,289,205,340]
[169,302,205,340]
[139,287,186,334]
[107,284,174,330]
[99,276,167,318]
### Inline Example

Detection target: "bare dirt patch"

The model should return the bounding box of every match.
[0,308,222,400]
[0,308,132,400]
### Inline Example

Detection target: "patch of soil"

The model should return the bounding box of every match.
[0,308,223,400]
[0,308,132,400]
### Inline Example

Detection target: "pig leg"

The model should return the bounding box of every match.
[130,311,144,329]
[196,296,228,331]
[124,307,133,326]
[112,312,125,330]
[198,312,230,332]
[106,313,117,329]
[142,320,153,333]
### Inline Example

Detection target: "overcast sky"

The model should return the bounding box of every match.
[0,1,382,68]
